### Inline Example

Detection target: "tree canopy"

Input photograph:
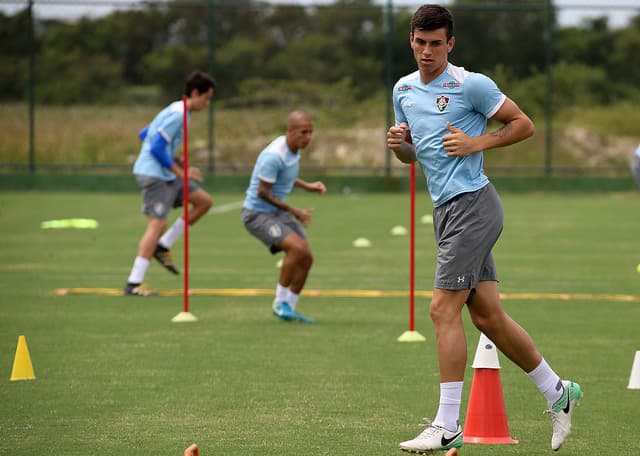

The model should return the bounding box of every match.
[1,0,639,113]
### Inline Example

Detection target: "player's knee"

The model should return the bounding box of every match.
[470,311,502,335]
[428,297,447,324]
[301,249,313,269]
[429,296,461,326]
[290,244,313,269]
[199,193,213,211]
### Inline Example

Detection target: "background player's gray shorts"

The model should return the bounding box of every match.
[241,208,306,254]
[136,175,200,220]
[433,183,503,291]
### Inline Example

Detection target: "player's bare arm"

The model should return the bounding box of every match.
[295,178,327,195]
[443,98,534,157]
[258,179,313,226]
[169,162,203,182]
[387,123,417,163]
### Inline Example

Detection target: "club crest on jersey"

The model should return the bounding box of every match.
[436,95,450,112]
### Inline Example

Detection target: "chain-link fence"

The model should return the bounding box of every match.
[1,0,639,178]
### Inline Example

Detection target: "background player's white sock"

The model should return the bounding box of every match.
[127,256,150,284]
[159,217,186,249]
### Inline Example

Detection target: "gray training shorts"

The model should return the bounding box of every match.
[136,175,200,220]
[241,208,306,254]
[433,183,502,291]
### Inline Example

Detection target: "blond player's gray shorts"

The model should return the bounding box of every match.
[241,208,306,254]
[432,183,502,291]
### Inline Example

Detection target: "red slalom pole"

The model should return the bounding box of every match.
[172,95,196,322]
[398,161,424,342]
[182,95,189,313]
[409,162,415,331]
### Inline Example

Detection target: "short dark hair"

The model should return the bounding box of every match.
[185,70,217,96]
[411,4,454,41]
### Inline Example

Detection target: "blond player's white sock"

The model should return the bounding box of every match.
[286,290,300,310]
[127,256,149,284]
[275,283,288,305]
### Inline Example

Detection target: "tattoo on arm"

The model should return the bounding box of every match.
[490,122,513,139]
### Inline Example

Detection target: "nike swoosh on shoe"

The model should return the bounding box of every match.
[441,431,462,447]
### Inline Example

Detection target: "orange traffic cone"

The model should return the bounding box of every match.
[463,333,518,444]
[184,443,198,456]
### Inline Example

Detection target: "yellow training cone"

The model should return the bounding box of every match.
[10,336,36,381]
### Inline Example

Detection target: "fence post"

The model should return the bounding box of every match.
[384,0,394,178]
[28,0,36,174]
[207,0,216,175]
[544,0,554,177]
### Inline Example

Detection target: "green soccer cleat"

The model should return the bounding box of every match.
[545,380,583,451]
[399,419,463,454]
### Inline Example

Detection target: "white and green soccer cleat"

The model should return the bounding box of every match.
[545,380,583,451]
[399,418,463,454]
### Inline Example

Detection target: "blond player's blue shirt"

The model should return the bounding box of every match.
[393,63,506,207]
[243,136,301,213]
[133,100,190,180]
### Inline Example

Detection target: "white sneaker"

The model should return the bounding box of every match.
[545,380,583,451]
[399,418,463,454]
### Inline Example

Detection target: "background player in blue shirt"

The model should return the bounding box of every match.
[242,110,326,323]
[387,5,581,453]
[124,70,216,296]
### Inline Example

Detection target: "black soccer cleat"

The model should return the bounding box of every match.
[153,245,179,275]
[123,282,158,296]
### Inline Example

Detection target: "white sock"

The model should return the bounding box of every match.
[527,358,563,405]
[127,256,150,284]
[286,290,300,310]
[433,381,463,432]
[159,217,186,249]
[275,283,289,305]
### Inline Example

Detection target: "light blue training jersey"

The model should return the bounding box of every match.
[393,63,506,207]
[243,136,301,213]
[133,100,190,181]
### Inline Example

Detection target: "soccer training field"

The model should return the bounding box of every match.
[1,189,639,455]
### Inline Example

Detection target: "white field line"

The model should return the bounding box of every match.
[208,200,244,214]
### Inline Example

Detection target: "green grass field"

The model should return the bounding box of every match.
[1,189,639,455]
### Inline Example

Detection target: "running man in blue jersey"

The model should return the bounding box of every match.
[124,70,216,296]
[242,110,326,323]
[387,5,581,453]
